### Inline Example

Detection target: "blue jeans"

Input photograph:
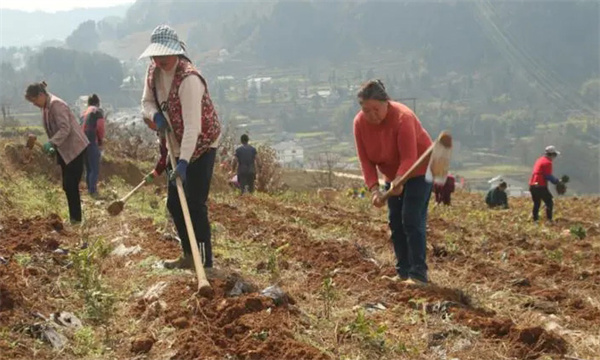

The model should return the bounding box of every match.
[386,176,432,283]
[85,142,101,195]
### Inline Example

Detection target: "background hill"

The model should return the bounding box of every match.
[0,5,130,47]
[0,135,599,360]
[1,0,598,193]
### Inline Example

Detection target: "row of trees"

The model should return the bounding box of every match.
[0,47,124,111]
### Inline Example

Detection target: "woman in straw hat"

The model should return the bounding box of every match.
[140,25,221,270]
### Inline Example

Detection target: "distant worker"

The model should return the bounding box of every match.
[485,181,509,209]
[353,79,433,286]
[229,174,240,190]
[80,94,105,198]
[25,81,89,224]
[529,146,560,222]
[433,173,455,205]
[232,134,258,194]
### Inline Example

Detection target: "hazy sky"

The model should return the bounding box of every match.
[0,0,135,12]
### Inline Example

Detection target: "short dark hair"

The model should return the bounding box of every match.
[357,79,390,102]
[25,81,47,99]
[88,94,100,106]
[499,181,507,189]
[241,134,249,144]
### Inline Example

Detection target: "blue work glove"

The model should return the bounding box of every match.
[170,160,188,183]
[42,142,55,155]
[153,112,169,132]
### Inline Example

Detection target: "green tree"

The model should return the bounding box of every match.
[331,102,359,139]
[28,47,123,102]
[0,62,19,105]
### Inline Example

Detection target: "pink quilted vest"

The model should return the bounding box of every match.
[147,58,221,162]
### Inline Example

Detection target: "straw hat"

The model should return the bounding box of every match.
[139,25,186,59]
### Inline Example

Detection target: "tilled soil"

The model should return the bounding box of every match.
[0,192,598,359]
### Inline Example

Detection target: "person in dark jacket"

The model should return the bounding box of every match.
[486,181,509,209]
[232,134,258,194]
[529,146,560,222]
[80,94,105,198]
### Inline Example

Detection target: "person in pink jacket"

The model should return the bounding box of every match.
[25,81,89,224]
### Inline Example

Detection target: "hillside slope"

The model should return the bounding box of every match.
[1,138,599,359]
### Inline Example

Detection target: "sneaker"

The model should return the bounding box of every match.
[163,256,193,270]
[401,278,428,287]
[381,275,408,282]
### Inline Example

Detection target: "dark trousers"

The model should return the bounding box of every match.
[435,192,451,205]
[530,185,553,221]
[57,150,86,223]
[387,176,432,283]
[238,172,256,194]
[85,142,101,194]
[167,148,216,267]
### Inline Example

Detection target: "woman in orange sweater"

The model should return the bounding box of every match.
[353,80,433,285]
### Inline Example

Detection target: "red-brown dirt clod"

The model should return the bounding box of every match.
[131,336,155,354]
[510,326,568,359]
[198,285,215,299]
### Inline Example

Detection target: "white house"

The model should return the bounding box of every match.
[272,140,304,168]
[218,49,230,61]
[120,75,139,90]
[247,77,272,96]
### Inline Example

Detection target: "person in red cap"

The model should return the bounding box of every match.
[529,146,560,222]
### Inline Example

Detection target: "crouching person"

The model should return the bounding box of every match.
[485,181,509,209]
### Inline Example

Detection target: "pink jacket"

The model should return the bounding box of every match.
[43,94,89,164]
